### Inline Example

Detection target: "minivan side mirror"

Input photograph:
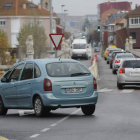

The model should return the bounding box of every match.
[1,77,8,83]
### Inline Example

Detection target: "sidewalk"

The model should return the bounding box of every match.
[128,49,140,58]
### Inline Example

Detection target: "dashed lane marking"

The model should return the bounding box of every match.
[50,123,57,127]
[41,128,50,132]
[30,134,40,138]
[98,88,113,93]
[120,89,134,93]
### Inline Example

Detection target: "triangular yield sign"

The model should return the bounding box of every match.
[49,34,64,50]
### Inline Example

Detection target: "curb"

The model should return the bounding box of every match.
[0,136,9,140]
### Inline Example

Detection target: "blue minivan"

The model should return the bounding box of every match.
[0,59,98,117]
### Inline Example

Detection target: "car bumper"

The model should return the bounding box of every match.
[72,54,88,58]
[117,74,140,84]
[41,91,98,107]
[113,65,120,71]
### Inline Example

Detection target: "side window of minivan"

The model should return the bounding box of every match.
[34,64,41,78]
[9,64,24,82]
[21,63,33,81]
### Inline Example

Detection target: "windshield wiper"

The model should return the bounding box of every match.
[71,73,90,77]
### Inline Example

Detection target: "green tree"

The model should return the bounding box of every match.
[0,29,15,65]
[18,24,47,59]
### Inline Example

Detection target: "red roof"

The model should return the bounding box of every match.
[0,0,57,17]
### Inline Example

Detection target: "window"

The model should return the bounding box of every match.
[130,17,140,25]
[46,62,90,77]
[45,2,48,9]
[29,19,34,26]
[0,20,6,27]
[38,20,43,26]
[21,63,33,81]
[73,44,86,49]
[5,2,13,7]
[27,3,36,8]
[130,32,136,39]
[34,64,41,78]
[9,64,24,82]
[123,60,140,68]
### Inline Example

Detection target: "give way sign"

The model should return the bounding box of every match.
[49,34,64,50]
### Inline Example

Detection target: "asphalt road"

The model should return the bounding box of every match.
[1,52,140,140]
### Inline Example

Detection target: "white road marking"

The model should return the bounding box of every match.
[30,134,40,138]
[98,88,113,93]
[70,108,81,115]
[50,123,57,127]
[19,110,35,116]
[57,116,70,124]
[41,128,50,132]
[121,89,134,93]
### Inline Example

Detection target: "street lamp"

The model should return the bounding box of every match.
[64,10,68,27]
[61,5,65,27]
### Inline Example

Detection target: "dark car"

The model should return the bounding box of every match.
[110,51,126,69]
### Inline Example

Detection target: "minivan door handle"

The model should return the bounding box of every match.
[28,82,31,85]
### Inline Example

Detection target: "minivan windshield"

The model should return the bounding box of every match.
[123,60,140,68]
[46,62,90,77]
[73,44,86,49]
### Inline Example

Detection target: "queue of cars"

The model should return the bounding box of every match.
[103,46,140,89]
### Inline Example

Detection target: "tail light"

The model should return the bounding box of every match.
[44,78,52,91]
[93,77,97,89]
[115,60,120,63]
[119,68,125,74]
[111,60,113,62]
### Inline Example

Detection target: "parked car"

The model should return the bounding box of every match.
[0,59,98,117]
[104,45,117,60]
[106,48,123,64]
[112,53,135,74]
[117,58,140,89]
[110,51,126,69]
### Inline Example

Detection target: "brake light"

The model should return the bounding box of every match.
[93,78,97,89]
[44,78,52,91]
[119,68,125,74]
[115,60,120,63]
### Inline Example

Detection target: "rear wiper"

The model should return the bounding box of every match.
[71,73,90,77]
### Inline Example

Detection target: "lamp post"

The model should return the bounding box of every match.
[50,0,53,50]
[64,10,68,27]
[61,5,65,27]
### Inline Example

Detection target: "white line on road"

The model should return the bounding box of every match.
[30,134,40,138]
[121,89,134,93]
[56,116,70,124]
[50,123,57,127]
[98,88,113,93]
[41,128,50,132]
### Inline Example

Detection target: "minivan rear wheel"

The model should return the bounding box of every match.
[0,96,8,115]
[81,105,95,115]
[34,96,50,117]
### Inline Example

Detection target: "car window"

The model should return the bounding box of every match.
[34,64,41,78]
[117,55,134,58]
[73,44,86,49]
[46,62,90,77]
[123,60,140,68]
[9,64,24,82]
[21,63,33,81]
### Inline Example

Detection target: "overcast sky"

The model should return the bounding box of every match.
[32,0,139,16]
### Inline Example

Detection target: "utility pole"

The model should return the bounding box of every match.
[61,5,65,28]
[50,0,53,50]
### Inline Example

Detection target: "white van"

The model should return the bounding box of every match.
[71,39,91,60]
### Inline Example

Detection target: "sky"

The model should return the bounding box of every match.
[31,0,139,16]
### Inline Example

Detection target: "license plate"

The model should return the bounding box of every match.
[130,71,140,75]
[65,88,82,93]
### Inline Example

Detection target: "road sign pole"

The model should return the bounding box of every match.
[50,0,53,50]
[55,49,57,58]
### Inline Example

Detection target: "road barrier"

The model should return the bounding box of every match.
[91,54,98,65]
[89,59,98,79]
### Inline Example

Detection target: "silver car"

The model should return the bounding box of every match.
[117,58,140,89]
[112,53,134,74]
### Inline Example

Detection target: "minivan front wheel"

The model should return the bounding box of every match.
[0,96,8,115]
[34,96,50,117]
[81,105,95,115]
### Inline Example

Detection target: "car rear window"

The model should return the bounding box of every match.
[112,52,125,57]
[117,55,134,58]
[123,60,140,68]
[46,62,91,77]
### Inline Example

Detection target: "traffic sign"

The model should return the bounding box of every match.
[70,22,75,27]
[49,34,64,50]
